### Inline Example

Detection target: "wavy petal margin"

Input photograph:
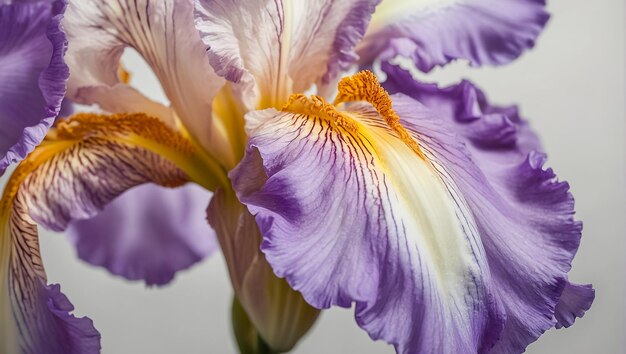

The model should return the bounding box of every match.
[194,0,379,109]
[382,62,595,344]
[0,0,69,175]
[233,72,504,353]
[68,184,217,286]
[1,112,225,353]
[232,71,592,353]
[358,0,549,71]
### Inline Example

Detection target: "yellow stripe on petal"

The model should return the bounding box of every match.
[0,112,228,353]
[234,70,495,354]
[275,76,472,292]
[212,84,248,162]
[45,113,228,191]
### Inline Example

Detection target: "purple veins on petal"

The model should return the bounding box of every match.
[193,0,379,109]
[231,70,593,353]
[382,64,593,353]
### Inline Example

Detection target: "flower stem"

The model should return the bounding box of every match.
[232,297,279,354]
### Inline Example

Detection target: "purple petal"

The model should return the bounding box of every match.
[0,0,69,175]
[359,0,549,71]
[68,184,217,286]
[554,282,595,329]
[1,184,100,353]
[194,0,378,109]
[1,113,215,353]
[395,99,583,353]
[44,284,102,353]
[381,62,543,158]
[382,64,593,352]
[232,87,504,353]
[232,70,592,353]
[58,98,74,119]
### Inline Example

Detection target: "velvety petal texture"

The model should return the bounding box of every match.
[1,112,222,353]
[382,64,593,352]
[63,0,233,166]
[233,72,504,353]
[395,97,587,354]
[194,0,379,109]
[232,71,592,353]
[358,0,549,71]
[0,0,69,175]
[68,184,217,286]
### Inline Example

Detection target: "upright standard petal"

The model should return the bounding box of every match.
[382,63,595,349]
[1,111,226,353]
[63,0,234,166]
[194,0,379,109]
[68,184,217,286]
[0,0,69,175]
[358,0,549,71]
[232,72,504,353]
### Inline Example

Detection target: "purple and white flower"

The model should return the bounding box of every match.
[0,0,593,353]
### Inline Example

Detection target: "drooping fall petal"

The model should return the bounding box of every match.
[232,72,503,353]
[231,71,591,353]
[0,0,69,175]
[0,112,225,353]
[382,63,595,349]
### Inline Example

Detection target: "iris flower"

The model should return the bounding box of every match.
[0,0,594,353]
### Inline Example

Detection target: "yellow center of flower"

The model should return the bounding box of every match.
[282,70,426,160]
[282,94,359,132]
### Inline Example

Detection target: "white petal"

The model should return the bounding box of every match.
[194,0,378,109]
[64,0,235,165]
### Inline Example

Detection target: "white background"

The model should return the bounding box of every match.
[1,0,624,353]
